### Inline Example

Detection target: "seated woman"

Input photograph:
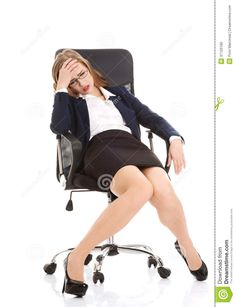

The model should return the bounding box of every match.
[50,49,208,297]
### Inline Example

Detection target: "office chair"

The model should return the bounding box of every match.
[44,49,171,284]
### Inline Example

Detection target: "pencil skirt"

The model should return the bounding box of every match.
[82,129,166,189]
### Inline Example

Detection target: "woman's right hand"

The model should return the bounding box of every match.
[56,58,80,91]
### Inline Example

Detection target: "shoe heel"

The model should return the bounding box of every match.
[174,240,208,281]
[62,253,88,297]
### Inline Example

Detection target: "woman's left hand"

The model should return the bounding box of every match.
[167,139,186,174]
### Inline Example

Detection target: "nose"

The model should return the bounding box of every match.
[78,78,87,87]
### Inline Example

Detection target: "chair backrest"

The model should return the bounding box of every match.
[56,49,134,94]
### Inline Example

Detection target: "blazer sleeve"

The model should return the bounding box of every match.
[50,92,72,135]
[119,87,184,142]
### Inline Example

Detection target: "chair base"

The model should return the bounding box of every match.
[44,192,171,282]
[43,242,171,282]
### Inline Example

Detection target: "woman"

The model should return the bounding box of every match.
[50,49,208,297]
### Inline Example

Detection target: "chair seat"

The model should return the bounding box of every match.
[72,173,103,191]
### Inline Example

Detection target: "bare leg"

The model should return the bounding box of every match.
[142,167,202,270]
[68,166,153,281]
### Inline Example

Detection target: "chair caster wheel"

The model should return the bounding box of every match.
[93,271,105,284]
[43,262,57,274]
[147,256,158,268]
[84,253,93,265]
[157,266,171,279]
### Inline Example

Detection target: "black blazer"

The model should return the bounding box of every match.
[50,86,183,170]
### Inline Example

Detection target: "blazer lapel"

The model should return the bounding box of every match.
[109,95,131,124]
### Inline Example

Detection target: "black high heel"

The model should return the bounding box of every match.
[174,240,208,281]
[62,253,88,297]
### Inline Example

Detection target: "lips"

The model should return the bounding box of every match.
[83,85,90,92]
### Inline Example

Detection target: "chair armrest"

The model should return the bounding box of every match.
[56,132,83,187]
[146,130,170,173]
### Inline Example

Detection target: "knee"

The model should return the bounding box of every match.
[131,179,153,203]
[110,165,153,199]
[151,181,176,204]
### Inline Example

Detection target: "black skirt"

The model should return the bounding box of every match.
[82,129,165,185]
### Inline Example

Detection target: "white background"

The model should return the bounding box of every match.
[1,0,214,306]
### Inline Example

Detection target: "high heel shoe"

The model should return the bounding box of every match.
[174,240,208,281]
[62,253,88,297]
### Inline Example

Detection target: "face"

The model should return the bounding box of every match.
[68,62,95,96]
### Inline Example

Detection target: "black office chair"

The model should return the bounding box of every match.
[44,49,171,283]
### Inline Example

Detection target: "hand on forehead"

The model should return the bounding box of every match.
[62,58,86,77]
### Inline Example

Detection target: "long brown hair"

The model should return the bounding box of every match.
[52,49,109,95]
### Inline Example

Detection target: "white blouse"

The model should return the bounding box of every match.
[79,87,132,140]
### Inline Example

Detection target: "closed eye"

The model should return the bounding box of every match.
[78,71,86,78]
[70,79,77,85]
